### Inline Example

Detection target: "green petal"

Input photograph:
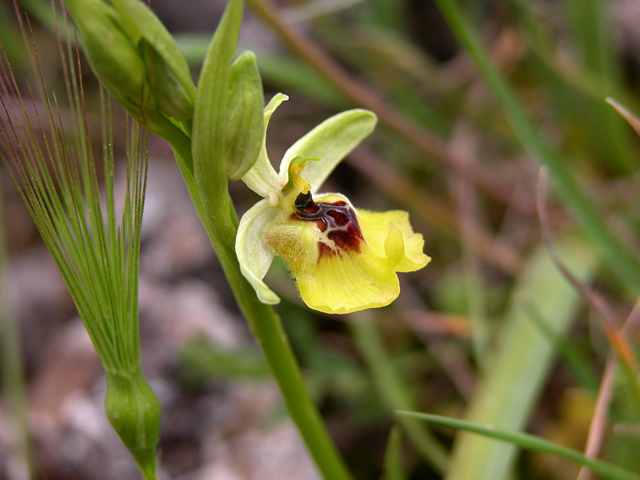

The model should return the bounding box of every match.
[241,94,288,198]
[279,109,377,193]
[357,209,431,272]
[236,199,280,304]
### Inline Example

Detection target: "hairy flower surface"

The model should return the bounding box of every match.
[236,94,430,314]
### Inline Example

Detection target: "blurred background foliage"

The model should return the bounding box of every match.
[3,0,640,479]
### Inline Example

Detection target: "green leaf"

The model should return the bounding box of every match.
[383,426,407,480]
[398,411,640,480]
[443,237,597,480]
[226,51,265,180]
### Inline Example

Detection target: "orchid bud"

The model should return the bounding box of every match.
[63,0,196,122]
[62,0,152,116]
[141,41,195,122]
[110,0,196,122]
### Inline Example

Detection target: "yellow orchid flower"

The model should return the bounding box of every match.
[236,94,430,314]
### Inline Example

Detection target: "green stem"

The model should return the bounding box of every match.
[219,244,353,480]
[434,0,640,293]
[146,7,352,471]
[167,138,354,480]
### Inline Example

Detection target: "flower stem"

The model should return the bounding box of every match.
[218,241,354,480]
[167,140,354,480]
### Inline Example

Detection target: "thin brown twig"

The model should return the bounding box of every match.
[621,297,640,338]
[537,168,617,327]
[576,358,616,480]
[576,295,640,480]
[245,0,535,215]
[537,169,635,363]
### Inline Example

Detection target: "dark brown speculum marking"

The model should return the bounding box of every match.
[294,192,363,258]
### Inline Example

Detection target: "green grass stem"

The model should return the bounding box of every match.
[383,426,407,480]
[399,411,640,480]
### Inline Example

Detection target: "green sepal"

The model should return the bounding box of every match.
[138,40,195,122]
[280,109,377,193]
[235,199,280,304]
[109,0,196,122]
[62,0,150,115]
[226,51,265,180]
[105,370,160,480]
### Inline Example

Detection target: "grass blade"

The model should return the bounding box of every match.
[383,426,407,480]
[0,190,32,480]
[562,0,635,173]
[442,237,597,480]
[398,411,640,480]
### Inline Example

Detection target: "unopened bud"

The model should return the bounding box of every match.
[62,0,152,116]
[105,370,160,479]
[110,0,196,122]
